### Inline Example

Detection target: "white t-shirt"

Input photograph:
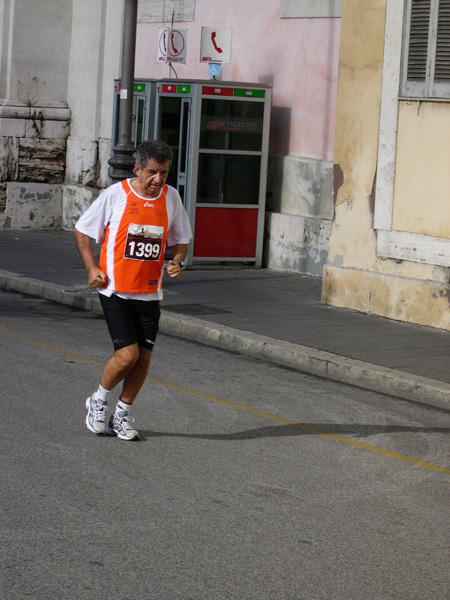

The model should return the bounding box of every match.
[75,179,192,300]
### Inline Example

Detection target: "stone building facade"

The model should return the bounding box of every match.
[1,0,448,330]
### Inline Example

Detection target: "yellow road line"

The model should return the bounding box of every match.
[147,377,450,475]
[0,324,99,334]
[2,328,449,475]
[0,330,105,366]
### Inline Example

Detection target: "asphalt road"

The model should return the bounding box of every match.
[1,289,449,600]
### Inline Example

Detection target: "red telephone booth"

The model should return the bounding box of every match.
[113,78,272,266]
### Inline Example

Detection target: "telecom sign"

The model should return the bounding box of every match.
[200,27,232,64]
[158,28,188,64]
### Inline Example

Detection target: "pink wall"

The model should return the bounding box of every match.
[135,0,340,160]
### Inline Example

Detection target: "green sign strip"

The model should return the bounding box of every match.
[233,89,265,98]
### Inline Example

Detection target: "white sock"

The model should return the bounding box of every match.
[93,384,111,405]
[116,399,131,416]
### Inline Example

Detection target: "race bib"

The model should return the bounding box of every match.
[123,224,164,261]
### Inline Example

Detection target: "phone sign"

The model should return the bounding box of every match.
[158,28,188,64]
[200,27,232,64]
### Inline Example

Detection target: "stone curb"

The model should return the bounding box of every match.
[1,269,449,411]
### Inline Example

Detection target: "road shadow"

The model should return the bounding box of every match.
[138,422,450,442]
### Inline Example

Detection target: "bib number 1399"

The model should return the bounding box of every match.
[124,239,162,261]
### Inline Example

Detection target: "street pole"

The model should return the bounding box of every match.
[108,0,138,183]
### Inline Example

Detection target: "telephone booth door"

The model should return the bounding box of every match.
[193,84,270,267]
[154,80,271,267]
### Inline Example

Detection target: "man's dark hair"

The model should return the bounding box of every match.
[135,140,173,169]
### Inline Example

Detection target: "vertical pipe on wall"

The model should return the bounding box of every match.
[108,0,137,182]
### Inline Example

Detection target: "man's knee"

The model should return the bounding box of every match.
[137,347,152,368]
[115,344,140,369]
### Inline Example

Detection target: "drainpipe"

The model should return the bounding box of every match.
[108,0,138,183]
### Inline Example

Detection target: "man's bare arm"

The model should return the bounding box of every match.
[74,229,107,288]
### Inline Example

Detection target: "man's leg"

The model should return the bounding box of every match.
[103,346,152,441]
[98,298,158,399]
[85,344,139,435]
[86,295,158,439]
[100,344,141,393]
[120,347,152,405]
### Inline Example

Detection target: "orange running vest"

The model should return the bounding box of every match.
[99,179,169,294]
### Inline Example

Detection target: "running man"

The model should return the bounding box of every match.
[75,140,192,440]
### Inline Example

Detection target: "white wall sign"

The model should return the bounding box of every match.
[139,0,195,23]
[158,28,188,64]
[200,27,232,63]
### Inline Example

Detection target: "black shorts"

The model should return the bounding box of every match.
[99,294,161,352]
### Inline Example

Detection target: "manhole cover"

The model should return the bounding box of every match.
[163,303,230,315]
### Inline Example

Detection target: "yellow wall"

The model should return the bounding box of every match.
[328,0,387,273]
[323,0,450,330]
[333,1,386,213]
[393,101,450,239]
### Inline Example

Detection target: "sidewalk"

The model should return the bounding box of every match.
[0,229,449,409]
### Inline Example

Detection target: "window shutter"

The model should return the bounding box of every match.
[402,0,450,97]
[435,0,450,82]
[407,0,431,82]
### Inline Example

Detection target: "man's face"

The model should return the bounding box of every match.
[134,158,170,198]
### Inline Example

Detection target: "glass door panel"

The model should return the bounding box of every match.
[200,99,264,151]
[176,98,191,203]
[197,154,261,204]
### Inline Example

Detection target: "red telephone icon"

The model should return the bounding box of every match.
[211,31,223,54]
[170,32,179,54]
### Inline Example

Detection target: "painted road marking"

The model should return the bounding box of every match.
[1,327,449,475]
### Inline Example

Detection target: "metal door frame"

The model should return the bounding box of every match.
[154,82,198,265]
[153,79,271,267]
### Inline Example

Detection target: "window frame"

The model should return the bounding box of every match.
[374,0,450,268]
[401,0,450,99]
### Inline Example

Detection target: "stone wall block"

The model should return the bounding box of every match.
[18,138,66,183]
[25,118,70,139]
[2,182,63,229]
[265,212,332,276]
[0,183,6,212]
[62,184,100,231]
[42,120,71,139]
[0,118,26,137]
[267,154,334,219]
[0,137,19,181]
[65,137,98,187]
[322,264,450,331]
[25,119,44,138]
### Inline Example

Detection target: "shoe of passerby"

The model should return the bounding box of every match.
[85,395,108,435]
[106,412,140,441]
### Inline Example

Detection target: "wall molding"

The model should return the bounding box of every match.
[377,231,450,267]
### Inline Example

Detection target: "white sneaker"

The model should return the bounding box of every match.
[106,412,140,441]
[85,396,108,435]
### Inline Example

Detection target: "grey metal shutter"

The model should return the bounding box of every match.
[402,0,450,98]
[407,0,431,82]
[435,0,450,82]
